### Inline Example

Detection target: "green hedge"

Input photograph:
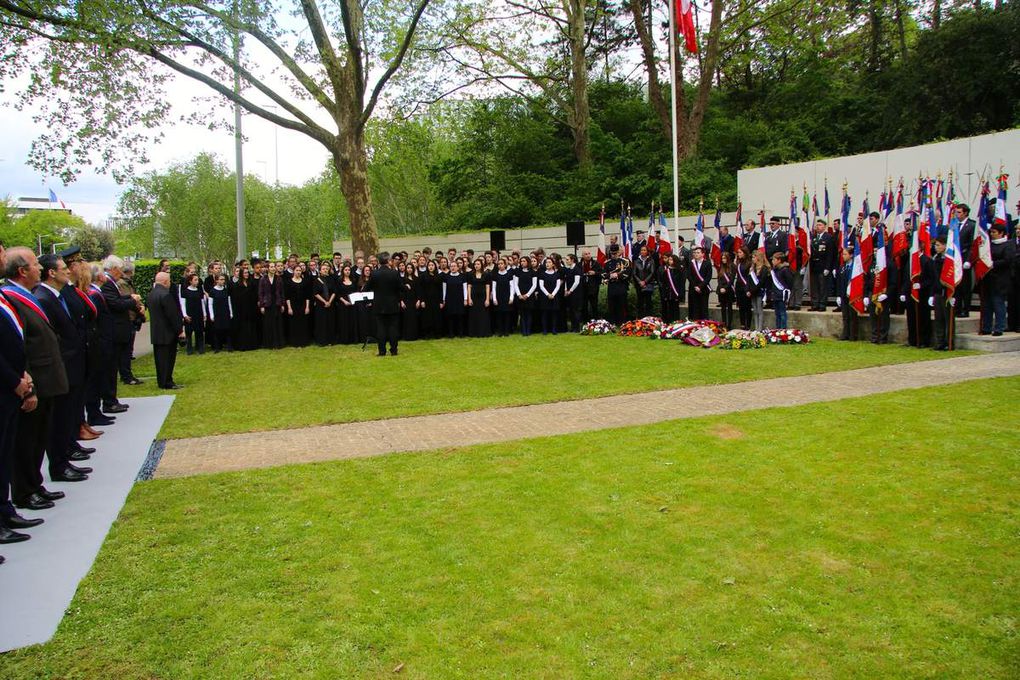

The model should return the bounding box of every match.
[132,260,187,303]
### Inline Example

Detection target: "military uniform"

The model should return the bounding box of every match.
[809,230,836,310]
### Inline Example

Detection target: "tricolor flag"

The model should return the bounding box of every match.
[872,221,888,299]
[733,202,744,252]
[839,188,852,256]
[710,205,723,269]
[849,240,867,316]
[694,208,706,251]
[941,216,963,299]
[909,211,923,302]
[657,210,673,255]
[597,204,607,265]
[859,195,873,273]
[972,182,993,283]
[891,211,910,259]
[757,209,766,255]
[620,203,631,259]
[675,0,698,54]
[48,188,67,210]
[895,180,904,216]
[824,184,831,220]
[994,174,1009,227]
[647,202,658,254]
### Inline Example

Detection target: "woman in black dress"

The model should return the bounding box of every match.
[258,262,286,349]
[400,262,421,341]
[441,260,467,337]
[466,258,491,338]
[537,257,562,335]
[179,272,206,355]
[561,253,583,332]
[734,246,754,331]
[334,264,358,344]
[312,261,336,346]
[419,260,443,339]
[515,257,537,336]
[716,251,736,330]
[285,265,311,347]
[491,257,516,337]
[230,267,259,350]
[354,265,373,343]
[658,253,684,324]
[208,273,233,351]
[687,247,713,320]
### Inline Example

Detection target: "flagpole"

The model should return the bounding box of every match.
[668,0,681,251]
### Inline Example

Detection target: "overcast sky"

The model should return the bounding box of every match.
[0,76,331,225]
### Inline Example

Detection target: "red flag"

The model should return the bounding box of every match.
[597,205,607,266]
[676,0,698,54]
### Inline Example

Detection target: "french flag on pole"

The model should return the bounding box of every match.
[597,205,607,266]
[657,210,673,255]
[48,188,67,210]
[675,0,698,54]
[694,208,706,250]
[972,183,993,283]
[994,174,1009,227]
[909,211,923,302]
[620,204,631,259]
[849,240,866,316]
[941,216,963,299]
[732,202,744,252]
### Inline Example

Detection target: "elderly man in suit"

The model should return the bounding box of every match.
[363,252,402,356]
[148,272,185,389]
[2,248,79,517]
[102,256,143,406]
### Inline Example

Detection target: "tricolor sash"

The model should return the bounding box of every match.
[0,295,23,339]
[74,287,98,317]
[1,287,50,324]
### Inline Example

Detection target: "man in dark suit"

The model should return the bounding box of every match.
[35,254,94,478]
[364,252,402,356]
[148,272,185,388]
[953,203,977,318]
[2,248,80,515]
[0,244,43,549]
[764,217,788,260]
[809,218,836,310]
[102,256,142,405]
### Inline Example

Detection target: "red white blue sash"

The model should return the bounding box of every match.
[0,295,23,339]
[1,287,50,324]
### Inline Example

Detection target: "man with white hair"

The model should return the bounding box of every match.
[101,256,141,415]
[116,259,144,385]
[147,272,184,389]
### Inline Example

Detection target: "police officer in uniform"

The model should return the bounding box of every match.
[809,218,835,310]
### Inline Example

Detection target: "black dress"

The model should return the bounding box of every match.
[400,275,420,341]
[419,271,443,338]
[354,281,373,343]
[466,272,491,337]
[312,277,335,346]
[285,276,310,347]
[442,272,467,337]
[491,269,516,336]
[334,279,358,345]
[230,280,259,350]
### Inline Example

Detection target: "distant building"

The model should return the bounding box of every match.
[12,196,73,218]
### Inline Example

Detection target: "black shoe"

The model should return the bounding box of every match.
[0,526,30,544]
[165,383,184,389]
[51,468,88,482]
[122,378,143,386]
[71,443,96,455]
[390,350,398,356]
[0,555,5,564]
[66,463,93,474]
[69,450,92,462]
[38,487,65,501]
[377,352,386,357]
[15,493,55,510]
[88,415,115,426]
[3,513,44,529]
[992,331,1003,336]
[103,404,128,414]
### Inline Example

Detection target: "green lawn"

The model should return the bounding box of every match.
[3,377,1016,678]
[123,335,960,439]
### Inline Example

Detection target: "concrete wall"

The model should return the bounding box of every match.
[736,129,1020,218]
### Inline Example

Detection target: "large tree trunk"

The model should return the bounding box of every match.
[567,0,592,169]
[333,128,379,256]
[628,0,672,143]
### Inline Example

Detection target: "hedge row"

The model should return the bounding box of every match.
[132,260,187,304]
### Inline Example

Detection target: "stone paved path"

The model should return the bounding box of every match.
[156,352,1020,478]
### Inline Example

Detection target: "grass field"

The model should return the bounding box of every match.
[2,377,1016,678]
[122,335,959,439]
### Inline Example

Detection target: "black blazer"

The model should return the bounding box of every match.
[365,266,402,316]
[102,278,136,343]
[148,285,184,345]
[35,284,87,388]
[1,287,69,399]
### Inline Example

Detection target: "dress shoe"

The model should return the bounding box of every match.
[71,443,96,455]
[0,526,30,544]
[67,463,93,474]
[103,403,129,414]
[165,383,184,389]
[0,555,5,564]
[390,350,398,356]
[51,468,88,482]
[69,450,92,462]
[123,378,143,385]
[78,425,100,441]
[15,493,55,510]
[38,487,65,501]
[88,415,115,426]
[83,423,103,436]
[3,513,44,529]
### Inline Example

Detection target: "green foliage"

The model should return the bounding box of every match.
[0,209,88,253]
[69,223,116,261]
[132,259,187,304]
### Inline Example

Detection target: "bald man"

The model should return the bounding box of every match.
[147,272,184,389]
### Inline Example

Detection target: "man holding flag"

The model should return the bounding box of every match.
[932,225,962,351]
[953,203,976,318]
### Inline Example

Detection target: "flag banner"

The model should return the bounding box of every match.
[597,205,607,265]
[941,217,963,298]
[972,182,993,283]
[849,241,866,316]
[694,209,705,250]
[657,211,673,254]
[909,212,923,302]
[872,223,887,299]
[675,0,698,54]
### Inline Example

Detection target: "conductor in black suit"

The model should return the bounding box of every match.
[363,252,401,356]
[148,272,185,389]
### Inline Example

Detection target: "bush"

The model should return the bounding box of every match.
[132,259,187,303]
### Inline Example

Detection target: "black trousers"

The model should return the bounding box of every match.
[607,292,627,325]
[933,296,954,349]
[688,290,709,320]
[13,396,53,503]
[869,300,890,343]
[635,289,654,318]
[905,297,932,347]
[375,314,399,354]
[582,290,599,321]
[956,268,973,316]
[153,342,179,388]
[809,266,829,309]
[737,294,752,330]
[48,387,80,475]
[840,303,858,341]
[120,333,137,381]
[0,396,19,516]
